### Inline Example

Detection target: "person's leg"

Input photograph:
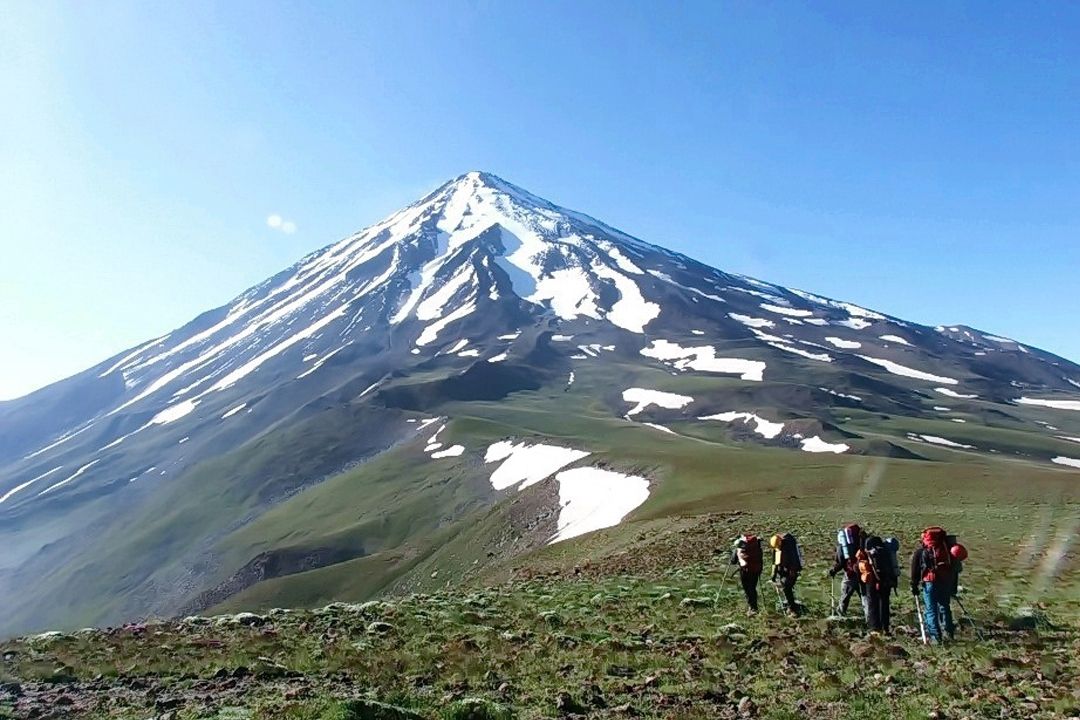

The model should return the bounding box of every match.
[741,571,758,611]
[783,576,797,613]
[840,576,856,614]
[865,586,881,631]
[937,586,955,640]
[881,589,892,634]
[923,582,940,641]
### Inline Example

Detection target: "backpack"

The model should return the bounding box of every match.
[776,533,803,574]
[859,535,896,589]
[735,535,763,574]
[920,526,954,583]
[836,524,861,561]
[884,537,901,584]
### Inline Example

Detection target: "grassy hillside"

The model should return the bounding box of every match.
[2,509,1077,719]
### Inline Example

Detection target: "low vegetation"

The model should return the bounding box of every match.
[2,511,1077,719]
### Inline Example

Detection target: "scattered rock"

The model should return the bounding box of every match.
[680,597,711,608]
[336,698,428,720]
[367,621,395,634]
[442,697,513,720]
[555,691,588,715]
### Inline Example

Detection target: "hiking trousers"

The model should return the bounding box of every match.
[778,573,798,612]
[839,574,860,614]
[922,581,955,641]
[865,585,892,633]
[740,570,760,611]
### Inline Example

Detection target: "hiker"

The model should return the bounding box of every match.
[730,534,764,615]
[770,533,803,616]
[910,527,965,643]
[857,534,897,634]
[827,523,864,617]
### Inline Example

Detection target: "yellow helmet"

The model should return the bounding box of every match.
[769,534,782,549]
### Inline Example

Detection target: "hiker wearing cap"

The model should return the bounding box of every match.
[910,526,967,643]
[730,535,764,615]
[770,533,803,616]
[828,524,864,617]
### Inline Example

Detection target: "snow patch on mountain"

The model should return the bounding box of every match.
[858,356,959,384]
[1015,397,1080,411]
[879,335,911,346]
[935,388,977,399]
[622,388,694,417]
[221,404,247,419]
[728,313,775,329]
[1052,456,1080,469]
[38,459,101,496]
[761,303,813,318]
[800,436,849,453]
[0,466,63,506]
[825,337,862,350]
[484,441,590,491]
[820,387,862,402]
[550,467,650,544]
[151,400,199,425]
[699,412,784,439]
[767,342,833,363]
[640,340,766,381]
[912,434,975,449]
[430,445,465,459]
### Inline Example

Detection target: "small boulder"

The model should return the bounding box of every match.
[441,697,513,720]
[367,621,395,634]
[337,698,428,720]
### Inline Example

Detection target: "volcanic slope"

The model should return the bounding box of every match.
[1,171,1078,635]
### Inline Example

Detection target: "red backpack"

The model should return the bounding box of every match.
[921,526,953,583]
[736,535,764,574]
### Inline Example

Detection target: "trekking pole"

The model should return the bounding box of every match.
[714,568,734,605]
[913,592,928,645]
[953,597,985,641]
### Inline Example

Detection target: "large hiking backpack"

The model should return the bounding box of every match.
[859,535,896,589]
[836,524,862,561]
[921,526,954,583]
[774,533,803,574]
[735,535,764,574]
[884,537,901,584]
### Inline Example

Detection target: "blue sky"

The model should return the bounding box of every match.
[1,1,1078,400]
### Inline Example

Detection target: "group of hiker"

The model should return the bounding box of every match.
[727,524,969,643]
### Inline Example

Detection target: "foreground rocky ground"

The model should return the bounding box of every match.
[2,515,1077,719]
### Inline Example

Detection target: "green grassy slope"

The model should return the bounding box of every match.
[2,509,1076,719]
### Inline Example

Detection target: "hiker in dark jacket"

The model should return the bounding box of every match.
[730,535,764,615]
[827,544,863,616]
[857,535,897,634]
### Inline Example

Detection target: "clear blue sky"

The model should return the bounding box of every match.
[2,1,1078,400]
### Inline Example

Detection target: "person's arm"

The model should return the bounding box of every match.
[828,547,844,576]
[729,550,739,567]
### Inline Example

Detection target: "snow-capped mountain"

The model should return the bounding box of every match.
[2,171,1078,635]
